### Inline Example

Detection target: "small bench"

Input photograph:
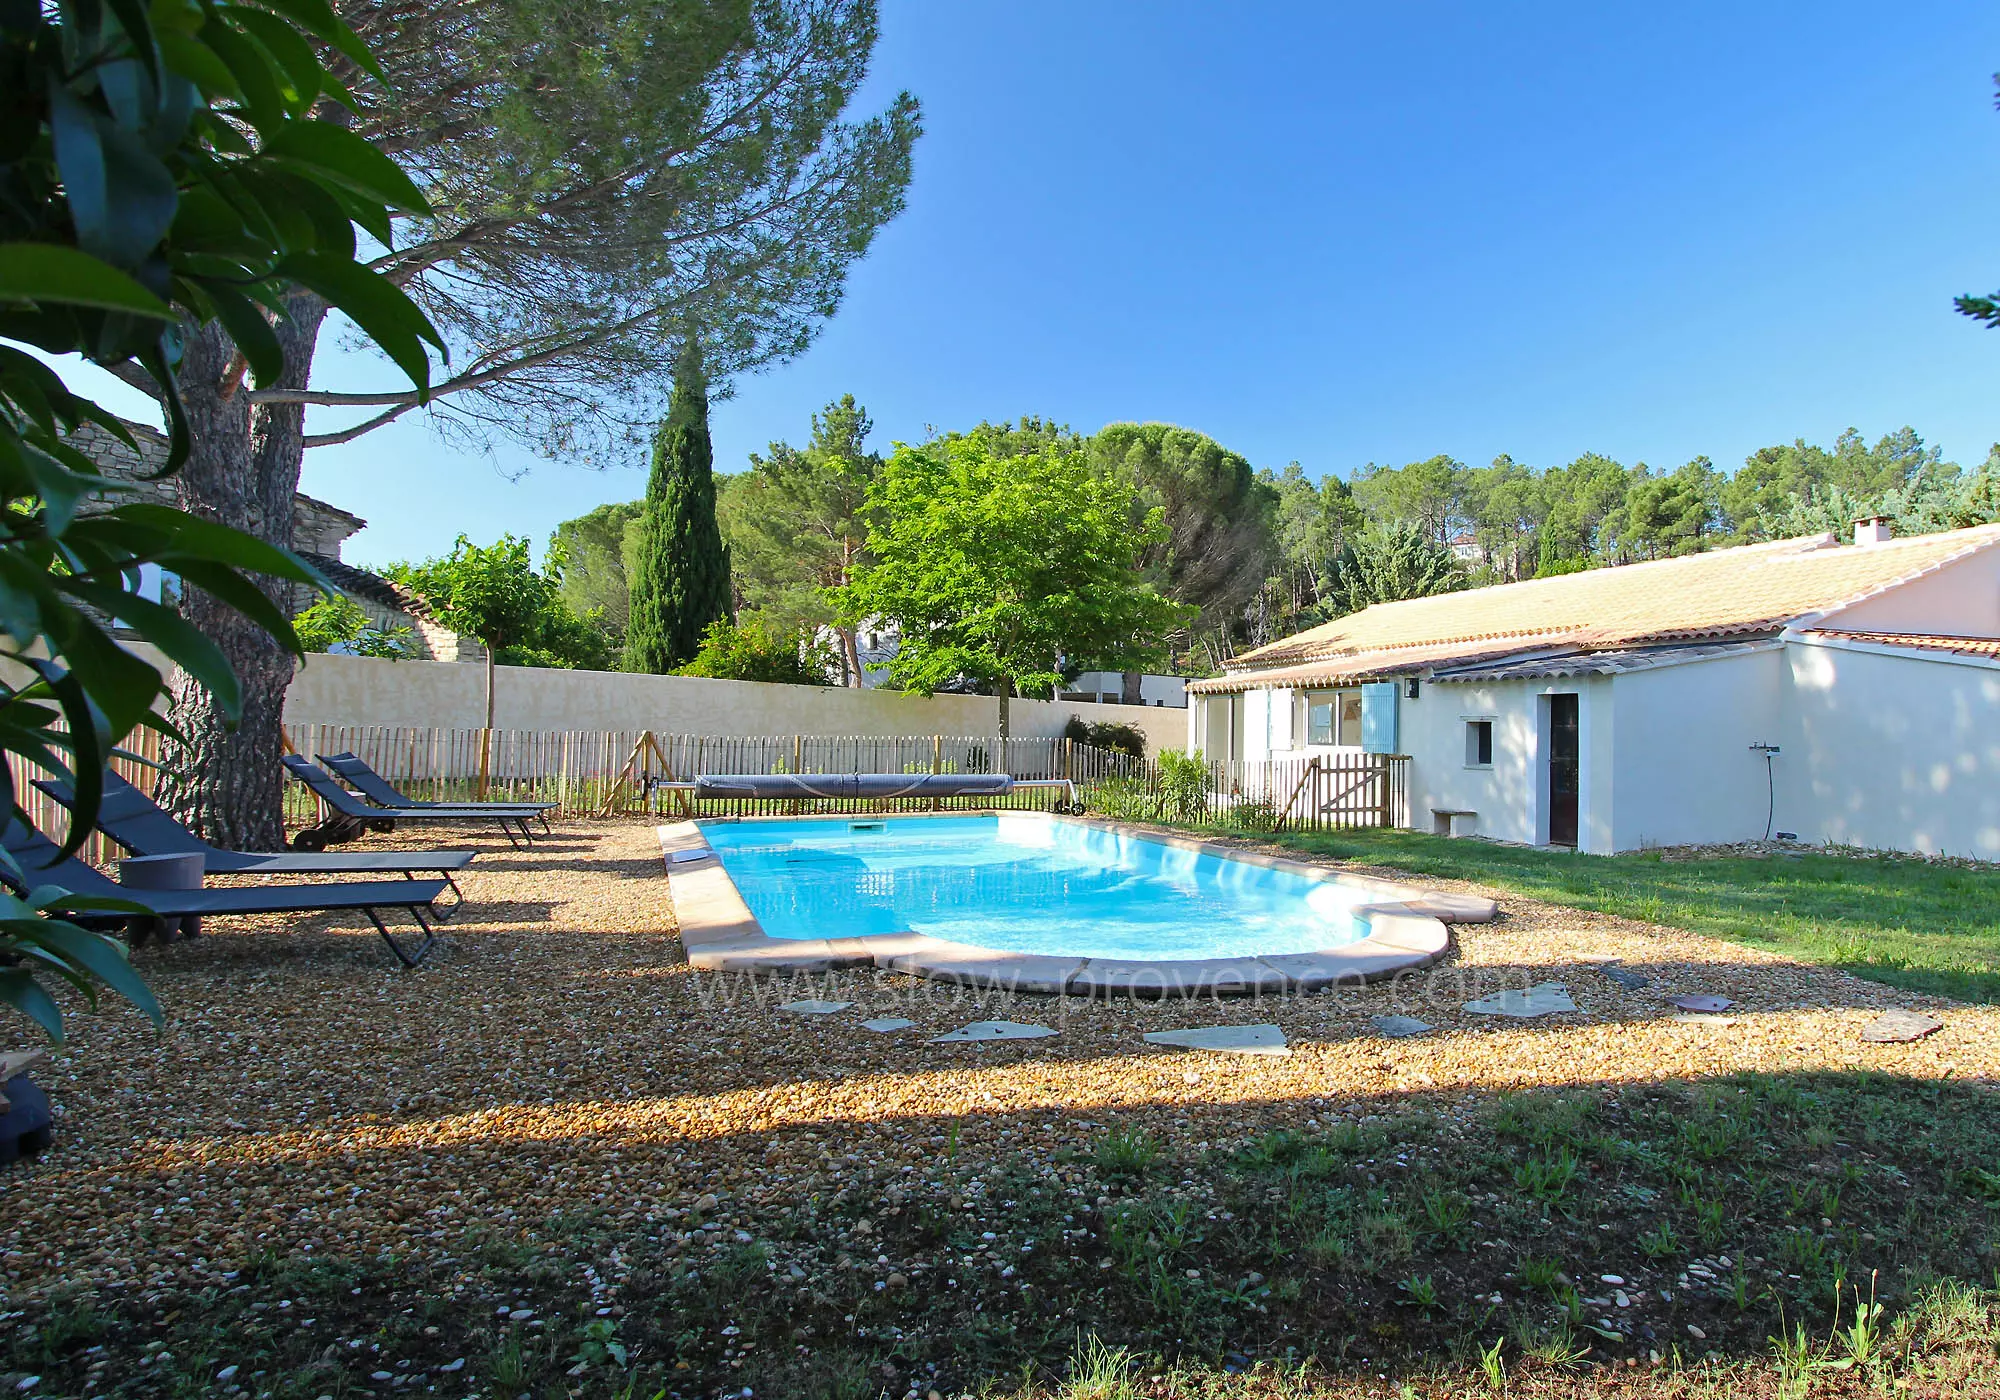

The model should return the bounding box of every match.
[1431,808,1477,837]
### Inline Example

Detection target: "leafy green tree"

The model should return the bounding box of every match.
[1534,453,1634,574]
[1088,422,1277,668]
[136,0,920,840]
[549,502,646,642]
[717,394,882,681]
[1,0,441,1031]
[1324,522,1468,615]
[1724,428,1945,540]
[388,536,607,727]
[837,430,1191,738]
[1611,458,1722,560]
[677,613,835,686]
[1350,455,1470,544]
[1462,455,1549,581]
[292,597,416,660]
[626,340,732,672]
[1247,462,1363,651]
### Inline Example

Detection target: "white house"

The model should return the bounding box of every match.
[1187,519,2000,858]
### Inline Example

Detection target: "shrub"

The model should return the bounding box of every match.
[293,595,417,660]
[1062,715,1147,758]
[677,613,835,685]
[1156,750,1211,822]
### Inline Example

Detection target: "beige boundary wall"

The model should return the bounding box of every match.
[277,652,1191,754]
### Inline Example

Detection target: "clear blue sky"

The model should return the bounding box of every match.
[68,1,2000,567]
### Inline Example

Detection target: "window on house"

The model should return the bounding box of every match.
[1338,692,1364,747]
[1465,719,1494,767]
[1307,692,1335,745]
[1306,689,1366,746]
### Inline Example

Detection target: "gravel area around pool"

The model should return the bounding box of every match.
[1,817,1993,1301]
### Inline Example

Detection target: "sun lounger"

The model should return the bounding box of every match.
[317,752,554,832]
[3,822,447,967]
[32,773,475,916]
[283,756,538,847]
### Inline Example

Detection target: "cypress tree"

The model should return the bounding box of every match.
[626,338,733,672]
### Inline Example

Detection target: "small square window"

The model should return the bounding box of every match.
[1465,720,1493,767]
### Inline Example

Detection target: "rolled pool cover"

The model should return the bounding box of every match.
[693,772,1015,801]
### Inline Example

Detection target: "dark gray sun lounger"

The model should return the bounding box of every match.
[284,756,540,847]
[3,821,446,967]
[318,752,554,832]
[31,773,475,917]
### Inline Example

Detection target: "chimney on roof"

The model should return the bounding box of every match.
[1853,515,1893,547]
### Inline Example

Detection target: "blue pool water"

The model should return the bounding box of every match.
[699,814,1373,960]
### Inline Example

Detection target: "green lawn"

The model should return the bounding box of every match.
[1260,826,2000,1003]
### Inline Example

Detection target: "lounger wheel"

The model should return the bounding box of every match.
[366,818,396,834]
[291,829,327,852]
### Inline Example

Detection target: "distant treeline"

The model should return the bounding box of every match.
[549,408,2000,674]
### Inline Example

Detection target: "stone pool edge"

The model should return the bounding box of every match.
[656,814,1495,998]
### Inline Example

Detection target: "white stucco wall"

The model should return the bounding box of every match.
[278,654,1191,754]
[109,646,1186,754]
[1813,542,2000,636]
[1780,637,2000,858]
[1399,676,1614,851]
[1606,648,1784,850]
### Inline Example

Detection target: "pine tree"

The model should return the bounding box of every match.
[626,338,733,672]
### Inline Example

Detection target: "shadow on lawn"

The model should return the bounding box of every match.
[4,1066,1996,1399]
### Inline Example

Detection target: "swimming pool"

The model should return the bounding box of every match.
[701,813,1372,960]
[662,812,1489,995]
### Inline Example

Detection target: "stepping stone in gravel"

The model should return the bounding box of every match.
[1861,1009,1944,1043]
[1143,1024,1290,1056]
[780,999,853,1015]
[1371,1015,1433,1038]
[1464,982,1576,1018]
[1602,966,1650,990]
[1671,995,1733,1013]
[930,1020,1057,1043]
[859,1017,916,1033]
[1671,1012,1740,1027]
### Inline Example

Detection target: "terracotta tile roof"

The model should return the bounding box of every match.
[1204,525,2000,688]
[1806,629,2000,659]
[302,553,446,624]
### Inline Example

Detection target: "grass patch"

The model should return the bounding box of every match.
[1255,825,2000,1001]
[7,1070,1998,1397]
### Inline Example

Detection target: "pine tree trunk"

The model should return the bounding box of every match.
[840,626,862,687]
[155,294,329,851]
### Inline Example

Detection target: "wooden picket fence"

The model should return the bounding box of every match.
[10,721,1408,857]
[1077,749,1408,833]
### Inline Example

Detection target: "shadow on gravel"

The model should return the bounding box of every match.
[3,1068,1996,1399]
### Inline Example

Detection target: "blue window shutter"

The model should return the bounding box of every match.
[1361,682,1400,754]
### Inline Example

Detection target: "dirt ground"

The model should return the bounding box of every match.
[2,817,1992,1300]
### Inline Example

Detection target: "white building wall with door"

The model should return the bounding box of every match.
[1399,676,1614,852]
[1779,637,2000,859]
[1604,648,1784,852]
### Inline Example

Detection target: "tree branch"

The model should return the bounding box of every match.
[105,360,169,401]
[300,400,422,448]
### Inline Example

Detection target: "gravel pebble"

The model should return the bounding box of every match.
[0,818,1991,1302]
